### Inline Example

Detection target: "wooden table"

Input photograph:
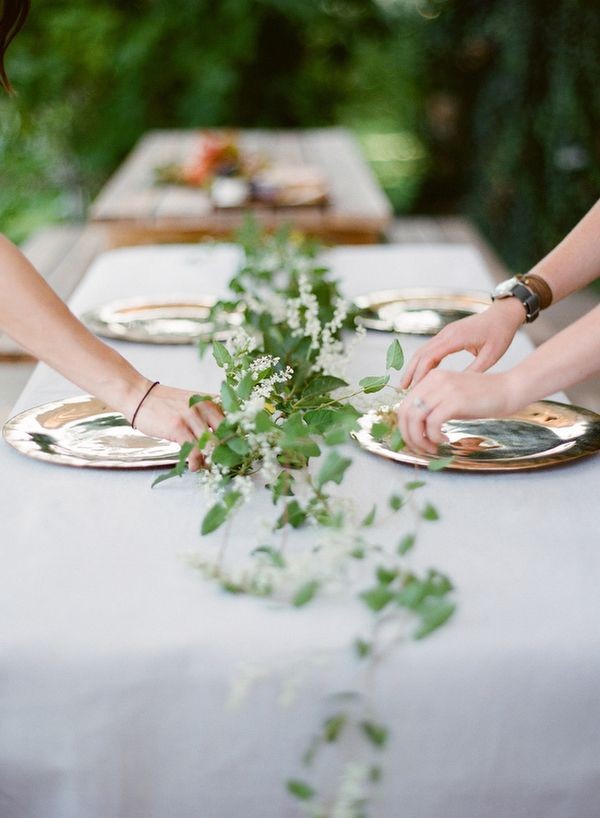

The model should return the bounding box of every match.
[90,128,392,245]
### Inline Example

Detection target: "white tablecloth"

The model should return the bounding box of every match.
[1,243,599,818]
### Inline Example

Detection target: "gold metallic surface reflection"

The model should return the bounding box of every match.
[82,295,243,345]
[354,288,491,335]
[3,396,181,469]
[354,401,600,472]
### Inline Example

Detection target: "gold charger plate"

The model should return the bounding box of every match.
[354,288,491,335]
[3,396,181,469]
[82,295,242,344]
[353,401,600,472]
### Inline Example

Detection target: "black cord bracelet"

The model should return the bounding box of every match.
[131,381,160,429]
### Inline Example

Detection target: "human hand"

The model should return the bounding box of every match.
[133,384,224,471]
[400,299,525,390]
[397,369,522,456]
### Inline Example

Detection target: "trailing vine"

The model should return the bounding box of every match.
[155,224,455,816]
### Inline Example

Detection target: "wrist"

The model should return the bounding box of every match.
[488,296,527,327]
[501,367,530,414]
[93,351,151,421]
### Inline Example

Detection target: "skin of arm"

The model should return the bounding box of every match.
[398,303,600,455]
[401,199,600,390]
[0,235,222,469]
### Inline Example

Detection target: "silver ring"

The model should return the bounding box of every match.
[413,397,428,412]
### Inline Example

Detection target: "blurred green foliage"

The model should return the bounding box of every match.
[1,0,598,273]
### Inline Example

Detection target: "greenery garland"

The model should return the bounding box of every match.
[155,224,455,817]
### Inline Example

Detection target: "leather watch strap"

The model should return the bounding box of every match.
[520,274,553,310]
[512,282,540,323]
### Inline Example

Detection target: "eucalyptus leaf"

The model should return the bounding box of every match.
[302,375,348,399]
[361,721,389,749]
[427,456,454,472]
[414,601,456,640]
[386,338,404,371]
[212,340,232,368]
[317,450,352,488]
[287,780,315,801]
[359,375,390,394]
[189,394,213,407]
[422,503,440,521]
[201,503,229,535]
[293,580,320,607]
[398,533,416,554]
[360,586,394,612]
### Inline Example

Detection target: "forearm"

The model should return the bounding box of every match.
[0,235,148,418]
[508,303,600,407]
[527,199,600,301]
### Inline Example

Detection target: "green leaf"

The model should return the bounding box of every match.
[370,765,383,783]
[236,373,254,401]
[386,338,405,371]
[293,580,320,607]
[304,408,337,434]
[414,601,456,640]
[361,504,377,527]
[282,435,321,459]
[397,533,416,555]
[371,421,391,441]
[354,638,372,658]
[151,441,193,487]
[197,429,212,450]
[361,721,388,749]
[255,410,276,433]
[323,714,346,743]
[287,780,315,801]
[211,443,244,468]
[220,382,240,413]
[189,394,213,407]
[359,374,390,394]
[227,436,250,455]
[271,470,294,502]
[422,503,440,521]
[201,503,229,535]
[277,500,306,529]
[427,456,454,472]
[212,340,232,368]
[151,467,180,488]
[389,428,404,452]
[252,546,285,568]
[388,494,403,511]
[360,586,394,612]
[376,566,398,585]
[405,480,425,491]
[302,375,348,399]
[316,450,352,488]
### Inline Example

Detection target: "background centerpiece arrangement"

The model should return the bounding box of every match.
[155,225,456,816]
[155,131,329,209]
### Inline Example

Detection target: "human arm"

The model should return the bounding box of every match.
[401,199,600,389]
[0,235,222,469]
[397,303,600,454]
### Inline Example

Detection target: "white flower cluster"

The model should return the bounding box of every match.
[329,763,371,818]
[286,271,321,348]
[251,366,293,400]
[243,290,288,323]
[226,327,258,361]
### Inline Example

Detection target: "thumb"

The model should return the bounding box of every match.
[465,349,494,373]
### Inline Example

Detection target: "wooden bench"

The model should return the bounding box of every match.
[90,128,393,246]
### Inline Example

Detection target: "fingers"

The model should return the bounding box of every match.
[188,447,206,472]
[398,393,439,456]
[465,343,497,373]
[197,401,224,430]
[401,327,469,390]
